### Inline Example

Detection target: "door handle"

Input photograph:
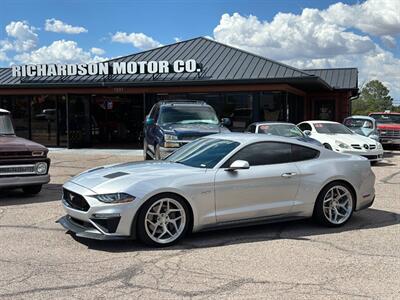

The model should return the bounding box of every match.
[281,172,297,178]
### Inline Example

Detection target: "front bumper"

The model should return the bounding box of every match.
[59,181,141,239]
[337,149,384,161]
[57,215,128,240]
[0,174,50,188]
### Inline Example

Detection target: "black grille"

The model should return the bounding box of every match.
[362,155,379,160]
[63,189,90,211]
[0,151,32,159]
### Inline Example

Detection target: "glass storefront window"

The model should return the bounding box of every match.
[0,96,30,139]
[259,92,286,122]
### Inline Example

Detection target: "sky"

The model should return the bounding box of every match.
[0,0,399,103]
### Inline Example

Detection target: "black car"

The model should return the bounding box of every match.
[143,100,230,159]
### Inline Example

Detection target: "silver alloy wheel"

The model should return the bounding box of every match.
[323,186,353,224]
[144,198,186,244]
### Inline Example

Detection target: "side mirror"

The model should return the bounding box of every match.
[145,117,155,126]
[221,118,232,127]
[303,130,311,136]
[225,160,250,171]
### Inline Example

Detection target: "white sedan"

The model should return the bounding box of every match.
[298,121,383,164]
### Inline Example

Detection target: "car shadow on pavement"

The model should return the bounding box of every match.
[71,207,400,252]
[0,184,62,206]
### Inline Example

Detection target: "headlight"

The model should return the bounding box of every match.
[35,162,48,175]
[93,193,135,204]
[335,140,350,149]
[377,143,383,149]
[164,133,179,148]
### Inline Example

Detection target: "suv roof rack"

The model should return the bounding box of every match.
[159,100,206,105]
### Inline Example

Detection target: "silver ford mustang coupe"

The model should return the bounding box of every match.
[58,133,375,247]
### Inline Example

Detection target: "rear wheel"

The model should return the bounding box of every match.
[137,194,190,247]
[22,185,42,195]
[313,182,354,227]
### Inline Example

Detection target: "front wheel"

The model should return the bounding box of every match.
[22,185,42,195]
[137,194,190,247]
[313,182,354,227]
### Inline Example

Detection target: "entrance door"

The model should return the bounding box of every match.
[314,100,335,121]
[90,95,144,148]
[214,142,300,223]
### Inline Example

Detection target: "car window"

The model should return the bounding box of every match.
[0,113,15,135]
[344,119,373,129]
[291,144,319,161]
[298,123,312,131]
[314,123,353,134]
[223,142,292,167]
[166,138,240,168]
[258,124,304,137]
[159,106,219,125]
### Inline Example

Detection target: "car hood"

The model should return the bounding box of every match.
[350,128,376,137]
[0,135,48,152]
[328,134,377,145]
[161,123,227,138]
[70,160,204,191]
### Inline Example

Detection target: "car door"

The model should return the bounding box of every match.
[214,142,300,223]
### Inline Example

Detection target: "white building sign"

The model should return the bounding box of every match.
[11,59,201,77]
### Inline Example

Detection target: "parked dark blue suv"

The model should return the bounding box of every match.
[143,100,231,159]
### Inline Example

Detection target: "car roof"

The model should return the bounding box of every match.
[158,100,208,107]
[207,133,313,146]
[0,108,10,114]
[302,120,340,124]
[369,111,400,115]
[344,115,375,121]
[251,121,296,126]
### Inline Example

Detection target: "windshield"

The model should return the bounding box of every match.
[258,124,304,138]
[314,123,353,134]
[165,138,240,168]
[0,114,15,135]
[159,106,219,125]
[344,118,373,129]
[369,114,400,124]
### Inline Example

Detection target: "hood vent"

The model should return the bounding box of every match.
[104,172,129,179]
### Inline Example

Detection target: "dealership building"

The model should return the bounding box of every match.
[0,37,358,148]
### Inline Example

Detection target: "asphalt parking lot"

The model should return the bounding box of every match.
[0,149,399,299]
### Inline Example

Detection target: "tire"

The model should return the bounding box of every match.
[22,185,42,195]
[370,161,378,166]
[313,181,355,227]
[323,143,332,150]
[137,194,191,247]
[143,140,151,160]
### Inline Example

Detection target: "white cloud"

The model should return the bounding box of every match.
[174,37,181,43]
[5,21,38,52]
[111,32,162,50]
[381,35,396,49]
[14,40,107,64]
[45,18,88,34]
[323,0,400,37]
[213,0,400,100]
[90,47,105,55]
